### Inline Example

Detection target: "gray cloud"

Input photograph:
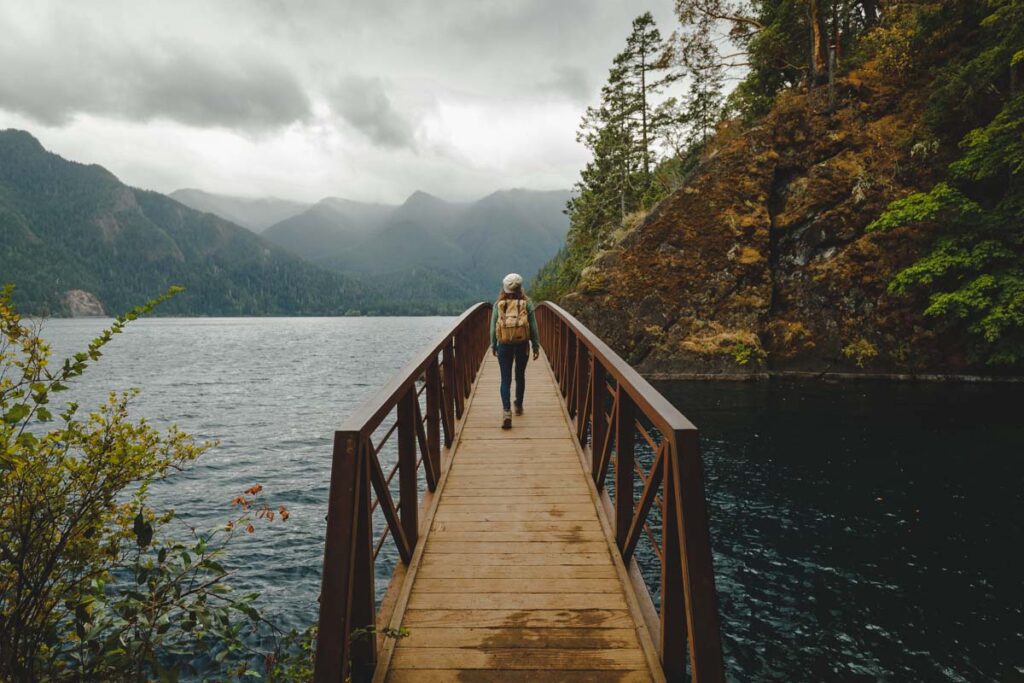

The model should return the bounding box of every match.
[0,11,310,130]
[536,67,594,104]
[0,0,684,200]
[330,76,415,149]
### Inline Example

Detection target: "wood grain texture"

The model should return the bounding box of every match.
[378,354,658,682]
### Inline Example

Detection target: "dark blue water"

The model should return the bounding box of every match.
[654,379,1024,682]
[39,317,453,637]
[39,319,1023,681]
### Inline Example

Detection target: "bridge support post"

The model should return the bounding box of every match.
[672,429,725,682]
[589,359,607,481]
[426,360,442,480]
[614,391,635,550]
[574,341,588,437]
[315,432,376,683]
[397,387,419,550]
[442,339,456,445]
[661,439,687,680]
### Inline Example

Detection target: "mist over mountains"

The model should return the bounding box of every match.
[176,186,571,306]
[168,189,310,233]
[0,129,570,316]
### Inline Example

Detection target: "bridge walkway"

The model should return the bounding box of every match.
[379,352,663,682]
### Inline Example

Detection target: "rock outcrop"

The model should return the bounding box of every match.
[62,290,105,317]
[559,71,967,377]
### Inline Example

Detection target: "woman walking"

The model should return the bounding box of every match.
[490,273,540,429]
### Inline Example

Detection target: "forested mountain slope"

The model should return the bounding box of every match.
[539,1,1023,376]
[265,188,571,302]
[0,130,367,316]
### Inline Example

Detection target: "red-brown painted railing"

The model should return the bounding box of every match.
[537,301,725,683]
[314,303,491,683]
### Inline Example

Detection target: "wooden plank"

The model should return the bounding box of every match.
[401,609,636,629]
[432,510,600,522]
[429,502,596,513]
[460,429,577,439]
[388,647,647,670]
[438,495,594,504]
[398,627,640,649]
[442,480,588,489]
[424,541,610,554]
[452,458,581,466]
[414,578,621,594]
[415,564,616,580]
[428,530,606,543]
[451,464,582,472]
[387,671,653,683]
[430,520,601,532]
[407,593,628,611]
[418,553,611,566]
[454,443,582,456]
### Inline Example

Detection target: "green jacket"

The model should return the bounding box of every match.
[491,298,539,352]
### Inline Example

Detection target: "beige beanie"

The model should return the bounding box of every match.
[502,273,523,294]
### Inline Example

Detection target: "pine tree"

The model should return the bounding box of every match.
[616,12,678,184]
[681,30,726,146]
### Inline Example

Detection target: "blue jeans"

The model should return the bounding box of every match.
[496,342,529,411]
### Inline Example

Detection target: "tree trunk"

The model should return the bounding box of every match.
[808,0,829,84]
[640,46,650,183]
[861,0,879,26]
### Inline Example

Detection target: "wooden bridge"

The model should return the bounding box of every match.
[314,303,724,682]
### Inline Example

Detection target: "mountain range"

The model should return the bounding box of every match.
[168,189,309,233]
[175,187,571,305]
[0,129,570,316]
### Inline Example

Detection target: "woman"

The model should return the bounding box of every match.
[490,273,540,429]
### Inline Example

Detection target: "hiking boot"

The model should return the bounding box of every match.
[501,410,512,430]
[514,403,523,416]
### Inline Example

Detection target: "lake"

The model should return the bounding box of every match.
[39,318,1023,682]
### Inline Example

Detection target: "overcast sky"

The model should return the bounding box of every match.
[0,0,680,203]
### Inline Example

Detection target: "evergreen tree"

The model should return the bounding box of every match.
[616,12,678,183]
[682,30,727,146]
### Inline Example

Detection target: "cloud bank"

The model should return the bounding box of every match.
[0,0,680,202]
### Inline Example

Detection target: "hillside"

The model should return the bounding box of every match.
[261,196,393,262]
[169,189,309,232]
[263,188,571,303]
[542,2,1023,377]
[0,130,366,316]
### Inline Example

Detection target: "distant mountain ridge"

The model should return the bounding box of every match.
[0,129,571,316]
[0,130,366,316]
[169,188,309,232]
[260,187,572,302]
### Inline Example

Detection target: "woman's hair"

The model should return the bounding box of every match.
[498,287,526,301]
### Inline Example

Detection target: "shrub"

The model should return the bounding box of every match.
[0,286,295,680]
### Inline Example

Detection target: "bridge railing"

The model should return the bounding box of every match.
[314,303,492,683]
[536,301,725,683]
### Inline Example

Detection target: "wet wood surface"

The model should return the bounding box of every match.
[380,353,661,682]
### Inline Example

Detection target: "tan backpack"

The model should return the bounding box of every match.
[496,298,530,344]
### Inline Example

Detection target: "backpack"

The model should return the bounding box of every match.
[496,298,530,344]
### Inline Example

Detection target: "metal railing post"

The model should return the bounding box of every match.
[426,359,442,481]
[315,432,375,682]
[615,390,635,550]
[673,429,725,683]
[575,341,589,441]
[442,339,456,446]
[661,438,687,680]
[397,387,418,550]
[589,358,607,480]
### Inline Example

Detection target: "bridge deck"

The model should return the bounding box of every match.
[378,352,663,682]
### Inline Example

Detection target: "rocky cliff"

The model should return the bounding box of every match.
[559,68,970,377]
[62,290,105,317]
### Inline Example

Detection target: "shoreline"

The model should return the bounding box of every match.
[644,370,1024,383]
